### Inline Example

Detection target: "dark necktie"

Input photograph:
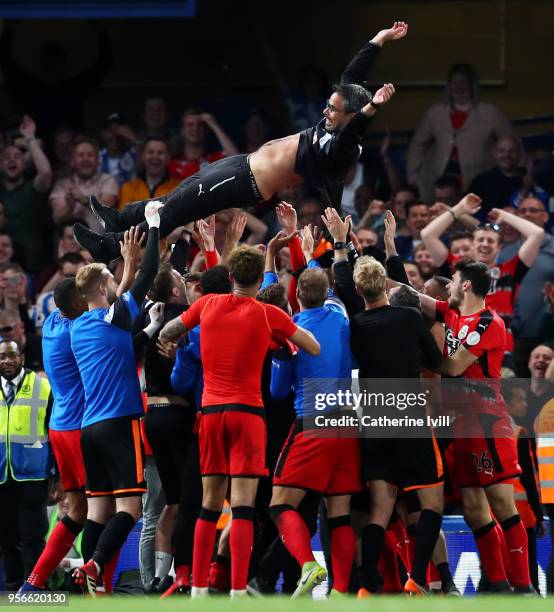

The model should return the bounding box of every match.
[6,381,16,406]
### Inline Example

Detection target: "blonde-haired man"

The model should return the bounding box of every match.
[69,202,162,595]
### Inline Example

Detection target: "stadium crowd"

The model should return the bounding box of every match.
[0,20,554,599]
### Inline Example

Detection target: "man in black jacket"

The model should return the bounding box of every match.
[74,22,408,263]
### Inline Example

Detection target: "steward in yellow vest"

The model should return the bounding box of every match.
[0,340,52,589]
[0,368,52,483]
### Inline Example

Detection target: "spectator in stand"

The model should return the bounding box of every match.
[387,186,419,235]
[33,253,86,334]
[497,206,521,261]
[0,116,52,273]
[240,109,273,154]
[357,227,379,249]
[341,161,367,225]
[119,139,180,209]
[0,232,16,266]
[467,135,525,221]
[99,114,138,186]
[421,194,544,335]
[168,109,238,181]
[413,243,436,280]
[433,175,461,207]
[138,97,177,147]
[0,309,43,372]
[0,201,6,230]
[298,199,324,231]
[497,198,554,376]
[33,222,84,294]
[403,261,425,290]
[50,126,76,181]
[394,201,430,259]
[407,63,512,202]
[49,137,118,230]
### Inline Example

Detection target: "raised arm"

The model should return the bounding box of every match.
[340,22,408,85]
[128,202,162,305]
[116,226,145,297]
[200,113,239,157]
[421,194,482,266]
[488,208,545,268]
[20,116,52,194]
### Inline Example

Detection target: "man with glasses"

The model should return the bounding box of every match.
[420,194,544,337]
[73,22,408,264]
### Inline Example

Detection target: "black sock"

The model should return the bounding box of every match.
[360,524,385,592]
[92,512,136,570]
[411,510,442,587]
[81,520,105,563]
[437,561,453,585]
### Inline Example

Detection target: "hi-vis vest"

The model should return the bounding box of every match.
[511,423,539,528]
[0,370,51,483]
[535,397,554,504]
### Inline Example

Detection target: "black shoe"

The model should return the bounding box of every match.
[146,577,161,594]
[89,195,122,233]
[442,580,462,597]
[247,577,274,597]
[74,223,122,265]
[513,585,539,596]
[157,575,174,594]
[488,580,513,594]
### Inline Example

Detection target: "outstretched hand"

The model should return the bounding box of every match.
[268,229,297,256]
[276,201,298,233]
[372,84,395,107]
[119,226,145,263]
[372,21,409,46]
[197,215,216,251]
[321,208,351,243]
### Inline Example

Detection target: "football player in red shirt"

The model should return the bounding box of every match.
[417,259,535,593]
[159,245,320,598]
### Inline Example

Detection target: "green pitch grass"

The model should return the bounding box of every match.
[61,594,553,612]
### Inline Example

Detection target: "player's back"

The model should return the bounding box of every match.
[351,305,441,378]
[292,304,351,416]
[42,309,85,431]
[194,294,297,408]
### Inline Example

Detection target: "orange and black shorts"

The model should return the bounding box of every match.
[80,415,146,497]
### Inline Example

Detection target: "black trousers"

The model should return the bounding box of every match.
[118,155,260,238]
[0,477,48,588]
[172,435,203,568]
[144,404,196,506]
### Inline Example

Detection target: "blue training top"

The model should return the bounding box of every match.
[270,303,351,417]
[42,309,85,431]
[70,291,143,428]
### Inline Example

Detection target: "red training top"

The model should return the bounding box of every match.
[168,151,226,181]
[181,293,298,408]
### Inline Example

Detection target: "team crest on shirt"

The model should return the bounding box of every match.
[466,331,481,346]
[458,325,469,340]
[489,266,501,279]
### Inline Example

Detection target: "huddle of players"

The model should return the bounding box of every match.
[21,200,535,598]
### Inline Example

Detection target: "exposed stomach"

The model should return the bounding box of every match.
[249,133,303,200]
